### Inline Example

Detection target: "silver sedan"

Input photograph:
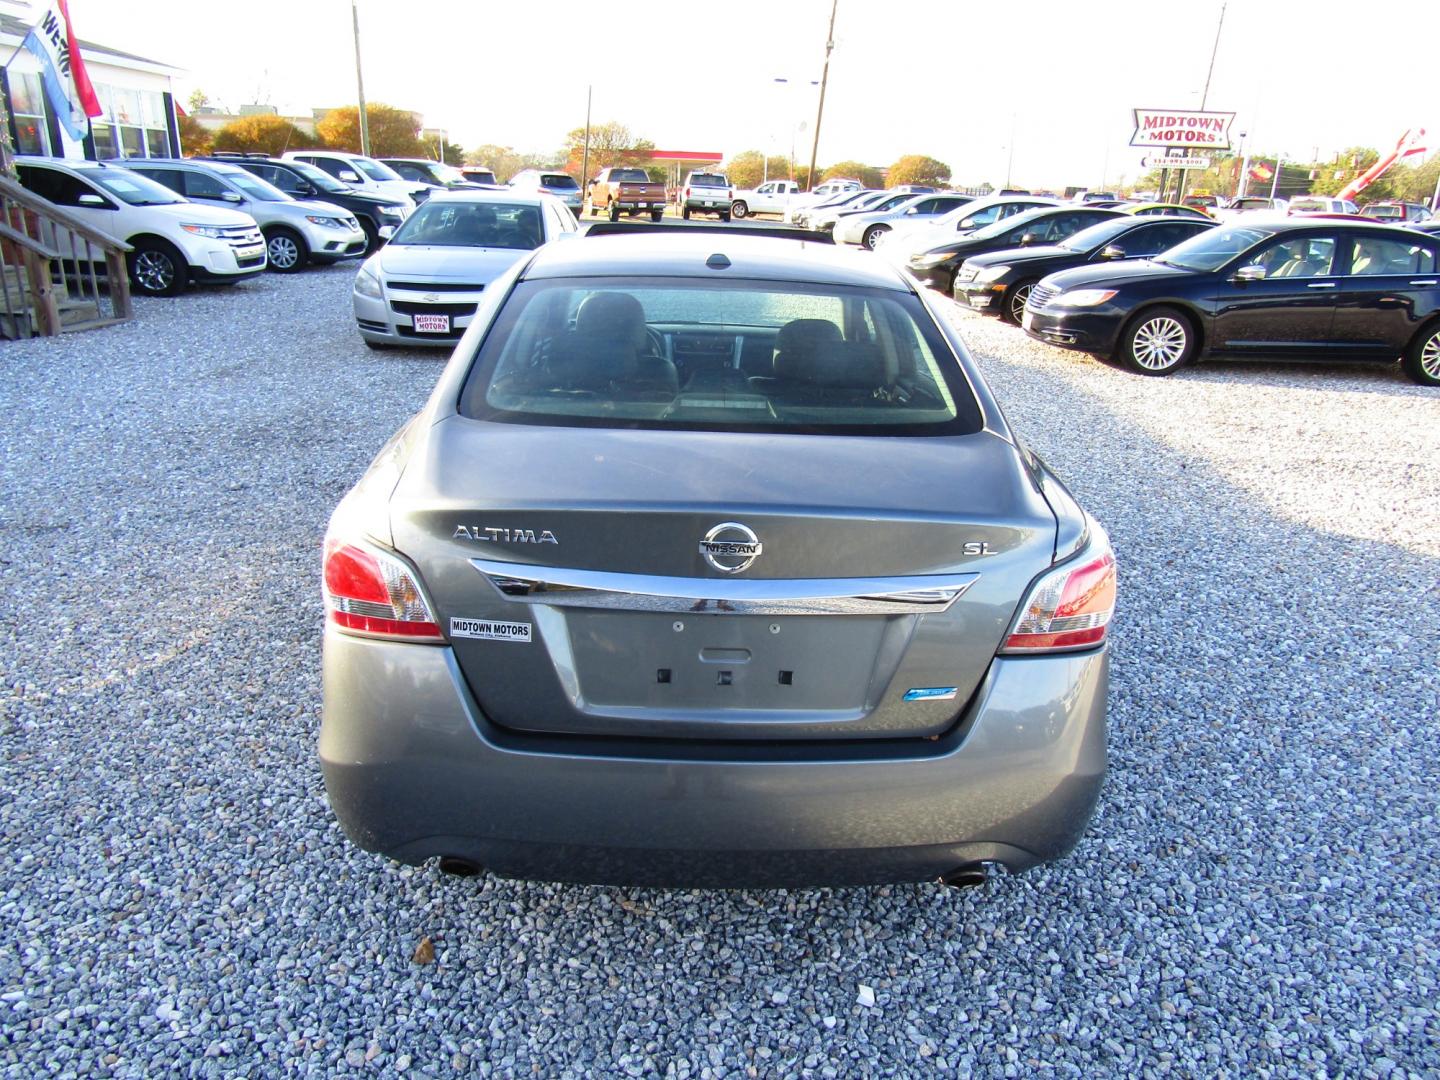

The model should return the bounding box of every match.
[322,232,1115,888]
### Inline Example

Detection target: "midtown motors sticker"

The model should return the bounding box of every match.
[450,617,532,643]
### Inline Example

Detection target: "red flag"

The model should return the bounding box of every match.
[1249,162,1274,182]
[56,0,102,118]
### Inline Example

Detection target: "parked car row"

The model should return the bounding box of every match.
[896,197,1440,387]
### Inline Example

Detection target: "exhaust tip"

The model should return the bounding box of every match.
[438,857,483,878]
[940,865,989,890]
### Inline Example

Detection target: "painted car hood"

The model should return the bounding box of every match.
[377,244,531,281]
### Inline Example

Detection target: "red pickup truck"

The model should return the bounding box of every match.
[586,167,667,222]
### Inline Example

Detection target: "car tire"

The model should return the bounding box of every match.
[682,206,691,220]
[360,220,383,254]
[862,224,889,250]
[1401,321,1440,386]
[720,210,731,222]
[264,227,308,273]
[650,208,663,222]
[127,238,187,297]
[1118,306,1196,376]
[732,201,748,219]
[363,338,392,351]
[608,203,620,222]
[1001,280,1039,325]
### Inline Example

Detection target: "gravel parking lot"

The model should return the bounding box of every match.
[2,263,1437,1078]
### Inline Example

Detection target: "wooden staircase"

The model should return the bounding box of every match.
[0,174,133,340]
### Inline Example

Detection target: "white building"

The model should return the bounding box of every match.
[0,0,182,161]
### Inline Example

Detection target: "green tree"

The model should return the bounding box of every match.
[723,151,795,188]
[186,88,210,113]
[419,134,464,166]
[177,112,214,156]
[824,160,884,188]
[212,114,312,156]
[885,154,951,187]
[317,104,423,157]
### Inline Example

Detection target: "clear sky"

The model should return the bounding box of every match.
[69,0,1436,188]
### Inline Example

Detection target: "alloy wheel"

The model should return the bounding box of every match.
[268,235,300,270]
[1131,316,1188,370]
[1008,284,1035,323]
[1422,332,1440,381]
[134,250,175,293]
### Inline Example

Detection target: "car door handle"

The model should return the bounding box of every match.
[1306,282,1336,289]
[1410,280,1438,286]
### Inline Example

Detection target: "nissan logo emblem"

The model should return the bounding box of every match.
[699,522,763,574]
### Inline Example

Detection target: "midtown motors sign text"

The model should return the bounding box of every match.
[1130,109,1236,149]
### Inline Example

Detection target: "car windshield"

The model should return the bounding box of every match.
[290,161,348,192]
[1060,217,1139,251]
[1155,224,1274,271]
[1289,199,1329,212]
[459,277,983,436]
[967,206,1052,241]
[690,175,727,187]
[1231,198,1272,211]
[353,158,403,182]
[1365,205,1402,218]
[611,169,650,183]
[465,169,497,183]
[80,167,185,206]
[540,174,579,190]
[390,201,543,249]
[225,170,289,202]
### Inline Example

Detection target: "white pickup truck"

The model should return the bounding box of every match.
[730,180,800,219]
[782,178,864,223]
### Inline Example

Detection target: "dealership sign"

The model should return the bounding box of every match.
[1131,109,1236,149]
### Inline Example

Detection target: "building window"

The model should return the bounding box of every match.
[9,71,51,156]
[94,83,171,158]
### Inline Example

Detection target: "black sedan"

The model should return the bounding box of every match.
[955,215,1215,323]
[906,205,1123,294]
[1021,219,1440,385]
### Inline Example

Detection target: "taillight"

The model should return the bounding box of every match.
[323,537,442,641]
[1001,549,1116,653]
[684,187,690,198]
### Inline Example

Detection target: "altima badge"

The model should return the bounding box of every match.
[454,525,558,544]
[699,522,763,574]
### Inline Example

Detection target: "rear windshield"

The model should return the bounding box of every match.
[391,201,543,249]
[1365,205,1402,218]
[541,174,579,190]
[459,278,982,436]
[610,169,650,183]
[1289,198,1329,212]
[690,174,728,187]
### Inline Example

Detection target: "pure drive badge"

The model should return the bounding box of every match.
[450,618,532,643]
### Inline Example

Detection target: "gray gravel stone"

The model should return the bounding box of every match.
[0,267,1436,1077]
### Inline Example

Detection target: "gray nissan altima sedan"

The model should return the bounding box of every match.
[321,232,1115,889]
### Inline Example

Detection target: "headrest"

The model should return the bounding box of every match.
[575,292,647,350]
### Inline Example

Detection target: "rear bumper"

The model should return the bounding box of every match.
[320,631,1108,887]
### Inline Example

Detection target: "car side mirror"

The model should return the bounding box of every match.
[77,193,108,208]
[1019,232,1041,246]
[219,191,243,203]
[339,170,360,182]
[1233,264,1267,283]
[1098,244,1127,260]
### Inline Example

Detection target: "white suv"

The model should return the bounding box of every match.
[15,157,266,296]
[283,151,425,207]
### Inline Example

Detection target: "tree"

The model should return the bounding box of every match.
[562,121,654,182]
[419,134,464,166]
[886,155,951,187]
[186,89,210,113]
[212,114,312,156]
[722,151,794,189]
[465,144,560,182]
[177,112,214,157]
[316,104,423,157]
[823,160,885,188]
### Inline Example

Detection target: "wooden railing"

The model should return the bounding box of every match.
[0,174,133,339]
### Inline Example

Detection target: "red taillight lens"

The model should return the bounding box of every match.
[684,187,691,198]
[323,538,442,641]
[1002,550,1116,653]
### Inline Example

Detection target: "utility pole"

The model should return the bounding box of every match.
[351,0,371,156]
[805,0,838,192]
[581,85,592,186]
[1180,0,1227,202]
